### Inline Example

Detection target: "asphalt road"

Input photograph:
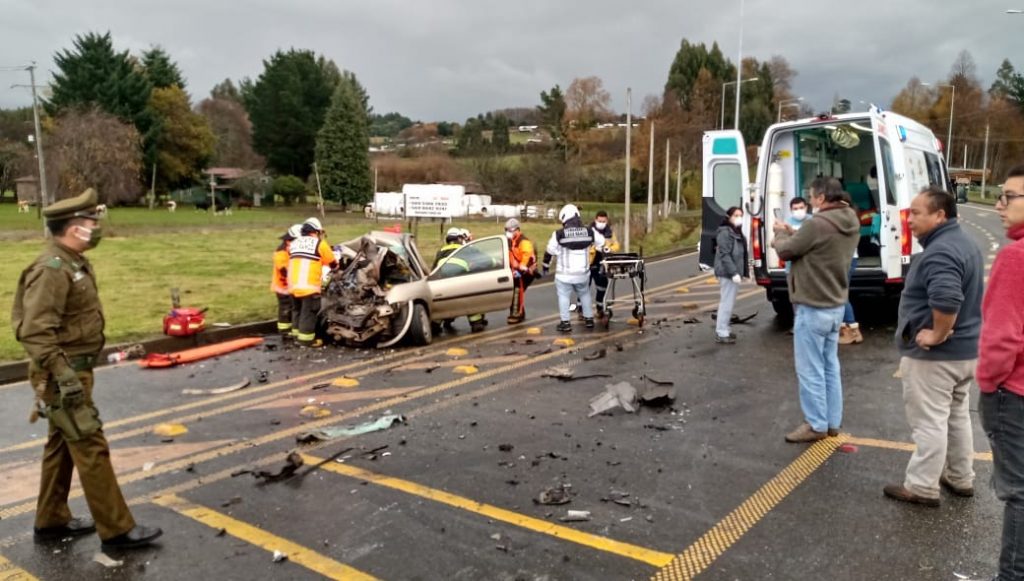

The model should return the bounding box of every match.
[0,203,1008,581]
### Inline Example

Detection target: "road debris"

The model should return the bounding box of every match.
[638,376,677,406]
[272,550,288,563]
[711,311,758,324]
[541,366,611,382]
[93,552,123,568]
[142,462,156,472]
[232,452,304,483]
[153,423,188,437]
[182,377,251,396]
[257,370,269,383]
[424,363,441,373]
[295,414,406,444]
[588,382,638,417]
[311,382,331,390]
[583,348,607,361]
[559,510,591,522]
[361,445,390,460]
[498,443,514,452]
[220,496,243,507]
[535,485,572,505]
[683,317,701,324]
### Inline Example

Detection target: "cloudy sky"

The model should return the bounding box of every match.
[0,0,1018,122]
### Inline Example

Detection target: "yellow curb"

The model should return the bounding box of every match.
[446,347,469,357]
[153,423,188,437]
[299,405,332,419]
[332,377,360,388]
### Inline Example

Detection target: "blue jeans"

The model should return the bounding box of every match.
[793,304,845,432]
[981,389,1024,580]
[556,278,593,322]
[843,258,858,324]
[716,278,739,338]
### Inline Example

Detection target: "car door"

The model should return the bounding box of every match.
[699,130,749,270]
[427,235,513,320]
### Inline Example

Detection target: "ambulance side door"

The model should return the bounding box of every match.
[699,130,749,270]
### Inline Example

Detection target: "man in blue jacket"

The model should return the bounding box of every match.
[884,187,984,507]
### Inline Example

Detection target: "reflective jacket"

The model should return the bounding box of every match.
[509,232,536,274]
[433,243,463,270]
[271,244,290,295]
[544,221,605,284]
[588,224,619,265]
[288,236,335,298]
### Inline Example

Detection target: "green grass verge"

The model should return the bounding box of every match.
[0,205,695,362]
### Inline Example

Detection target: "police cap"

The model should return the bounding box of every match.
[43,188,101,223]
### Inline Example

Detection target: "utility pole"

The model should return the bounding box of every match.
[675,152,683,211]
[733,0,745,131]
[962,144,967,169]
[946,84,956,167]
[664,139,670,216]
[27,64,48,212]
[646,122,655,232]
[624,88,632,253]
[980,123,991,199]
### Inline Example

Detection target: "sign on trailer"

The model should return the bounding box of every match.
[402,184,464,218]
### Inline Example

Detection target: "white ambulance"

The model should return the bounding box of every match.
[698,107,950,317]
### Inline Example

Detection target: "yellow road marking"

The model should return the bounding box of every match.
[304,455,674,568]
[845,436,993,461]
[0,553,39,580]
[153,494,376,580]
[1,272,713,456]
[652,438,843,581]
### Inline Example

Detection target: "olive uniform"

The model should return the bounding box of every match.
[11,189,135,541]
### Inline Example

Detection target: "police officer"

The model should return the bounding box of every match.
[11,189,162,548]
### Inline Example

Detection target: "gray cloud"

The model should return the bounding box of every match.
[0,0,1017,122]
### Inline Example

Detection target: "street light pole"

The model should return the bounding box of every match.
[944,84,956,167]
[733,0,745,131]
[624,88,631,253]
[721,77,759,130]
[776,97,804,122]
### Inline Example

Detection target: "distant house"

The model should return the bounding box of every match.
[15,176,39,205]
[202,167,270,206]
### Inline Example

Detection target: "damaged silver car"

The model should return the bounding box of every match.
[321,231,514,347]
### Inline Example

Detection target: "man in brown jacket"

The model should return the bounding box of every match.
[772,177,860,443]
[11,189,162,548]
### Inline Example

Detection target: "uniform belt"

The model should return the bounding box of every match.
[67,355,96,372]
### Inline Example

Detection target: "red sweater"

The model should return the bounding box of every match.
[978,224,1024,394]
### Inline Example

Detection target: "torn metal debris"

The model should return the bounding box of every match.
[588,382,638,417]
[295,414,405,444]
[182,377,251,396]
[535,485,572,505]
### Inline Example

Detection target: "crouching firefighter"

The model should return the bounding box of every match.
[542,204,605,333]
[505,218,536,324]
[11,188,162,549]
[288,220,337,347]
[271,224,302,336]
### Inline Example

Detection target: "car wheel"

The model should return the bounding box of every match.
[771,298,794,320]
[378,301,414,348]
[406,303,432,346]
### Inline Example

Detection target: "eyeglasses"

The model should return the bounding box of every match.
[999,192,1024,205]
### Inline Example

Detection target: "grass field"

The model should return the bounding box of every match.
[0,204,697,362]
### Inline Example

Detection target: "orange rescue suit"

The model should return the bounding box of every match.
[288,236,335,298]
[509,232,536,274]
[271,243,290,295]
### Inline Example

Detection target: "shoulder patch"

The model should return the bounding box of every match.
[45,257,63,269]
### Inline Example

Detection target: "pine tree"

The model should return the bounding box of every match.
[246,49,335,178]
[314,81,371,208]
[48,32,153,137]
[492,115,511,152]
[141,46,186,89]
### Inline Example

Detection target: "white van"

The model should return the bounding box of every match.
[698,107,950,317]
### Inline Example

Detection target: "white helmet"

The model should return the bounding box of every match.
[287,224,302,239]
[459,228,472,241]
[304,217,323,232]
[445,227,462,242]
[558,204,580,224]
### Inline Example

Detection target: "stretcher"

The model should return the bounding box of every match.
[139,337,264,368]
[598,253,647,328]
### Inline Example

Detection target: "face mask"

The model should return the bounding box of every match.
[792,209,807,220]
[505,231,515,239]
[730,216,743,227]
[594,221,607,231]
[74,225,103,249]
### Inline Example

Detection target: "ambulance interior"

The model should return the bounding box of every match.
[770,121,883,269]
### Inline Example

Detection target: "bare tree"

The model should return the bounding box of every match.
[565,76,613,128]
[45,107,144,204]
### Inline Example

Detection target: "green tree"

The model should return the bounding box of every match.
[47,32,153,148]
[370,112,414,137]
[492,115,511,152]
[141,46,185,89]
[245,49,336,178]
[457,117,485,153]
[538,85,568,156]
[314,81,371,208]
[665,40,734,110]
[272,174,307,206]
[990,59,1024,108]
[147,86,215,192]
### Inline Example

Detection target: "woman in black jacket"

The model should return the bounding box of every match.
[713,206,749,344]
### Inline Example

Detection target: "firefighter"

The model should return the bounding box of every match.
[272,224,301,336]
[432,227,487,333]
[288,220,337,347]
[505,218,536,324]
[433,228,465,268]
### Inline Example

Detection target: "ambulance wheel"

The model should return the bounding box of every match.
[406,303,432,346]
